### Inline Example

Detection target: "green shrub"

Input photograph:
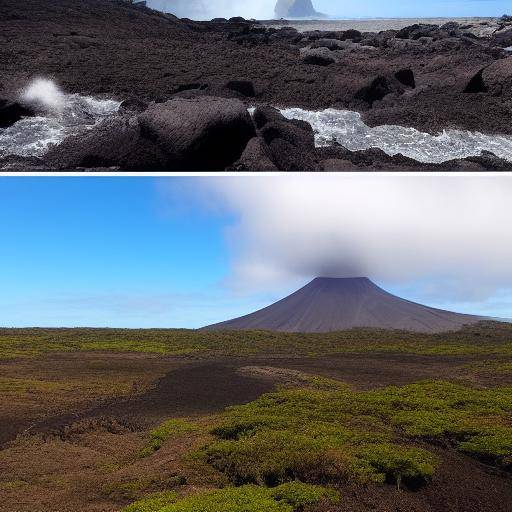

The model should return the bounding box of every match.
[160,487,289,512]
[459,427,512,467]
[140,419,198,457]
[206,431,333,485]
[203,381,512,488]
[123,491,179,512]
[269,481,340,507]
[154,484,337,512]
[349,444,436,488]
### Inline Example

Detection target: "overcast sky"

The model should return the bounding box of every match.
[0,176,510,328]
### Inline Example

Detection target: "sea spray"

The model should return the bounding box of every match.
[21,78,67,114]
[0,78,120,158]
[280,108,512,164]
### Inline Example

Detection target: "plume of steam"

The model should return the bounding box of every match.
[21,78,66,114]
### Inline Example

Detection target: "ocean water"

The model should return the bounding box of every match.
[263,17,496,35]
[281,108,512,164]
[0,80,120,159]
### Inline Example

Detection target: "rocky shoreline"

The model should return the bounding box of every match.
[1,0,512,171]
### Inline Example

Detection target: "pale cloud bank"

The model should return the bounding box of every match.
[194,175,512,304]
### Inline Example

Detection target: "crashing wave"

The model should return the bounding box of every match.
[0,79,120,158]
[280,107,512,164]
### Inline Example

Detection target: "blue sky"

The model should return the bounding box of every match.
[149,1,509,21]
[0,177,510,328]
[317,0,510,18]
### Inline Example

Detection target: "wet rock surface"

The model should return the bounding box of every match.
[1,0,512,170]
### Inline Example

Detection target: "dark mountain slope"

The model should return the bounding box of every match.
[205,277,485,333]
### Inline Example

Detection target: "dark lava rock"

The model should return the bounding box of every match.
[493,27,512,48]
[252,106,318,171]
[230,137,278,172]
[138,96,255,171]
[0,99,34,128]
[355,76,397,106]
[394,69,416,89]
[300,47,336,66]
[229,17,246,23]
[481,57,512,96]
[225,80,256,97]
[44,117,168,171]
[268,26,301,43]
[119,98,149,114]
[464,68,488,93]
[338,29,363,42]
[310,38,346,51]
[396,24,446,40]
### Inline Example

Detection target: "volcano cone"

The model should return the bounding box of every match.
[204,277,485,333]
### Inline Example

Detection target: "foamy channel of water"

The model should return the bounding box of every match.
[0,88,120,159]
[280,108,512,164]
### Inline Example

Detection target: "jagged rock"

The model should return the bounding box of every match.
[231,137,278,171]
[44,117,168,171]
[493,27,512,48]
[254,106,318,171]
[119,98,149,113]
[481,57,512,96]
[464,68,488,93]
[394,69,416,88]
[0,99,34,128]
[300,47,336,66]
[355,76,397,106]
[268,26,301,43]
[138,96,255,170]
[310,38,349,51]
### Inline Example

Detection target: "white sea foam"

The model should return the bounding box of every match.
[0,79,120,158]
[280,108,512,163]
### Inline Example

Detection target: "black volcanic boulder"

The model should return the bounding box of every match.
[251,106,318,171]
[481,57,512,96]
[44,117,168,171]
[301,47,336,66]
[310,38,347,51]
[355,76,395,106]
[230,137,278,172]
[138,97,255,171]
[0,99,34,128]
[464,68,488,93]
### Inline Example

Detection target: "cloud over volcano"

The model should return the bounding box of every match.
[194,176,512,303]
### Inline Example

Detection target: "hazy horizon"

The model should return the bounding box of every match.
[145,0,510,20]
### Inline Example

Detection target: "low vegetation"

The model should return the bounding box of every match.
[203,380,512,489]
[1,322,512,361]
[2,324,512,512]
[123,483,339,512]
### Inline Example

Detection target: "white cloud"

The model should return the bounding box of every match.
[146,0,276,20]
[196,175,512,303]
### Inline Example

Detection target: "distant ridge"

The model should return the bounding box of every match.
[204,277,486,333]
